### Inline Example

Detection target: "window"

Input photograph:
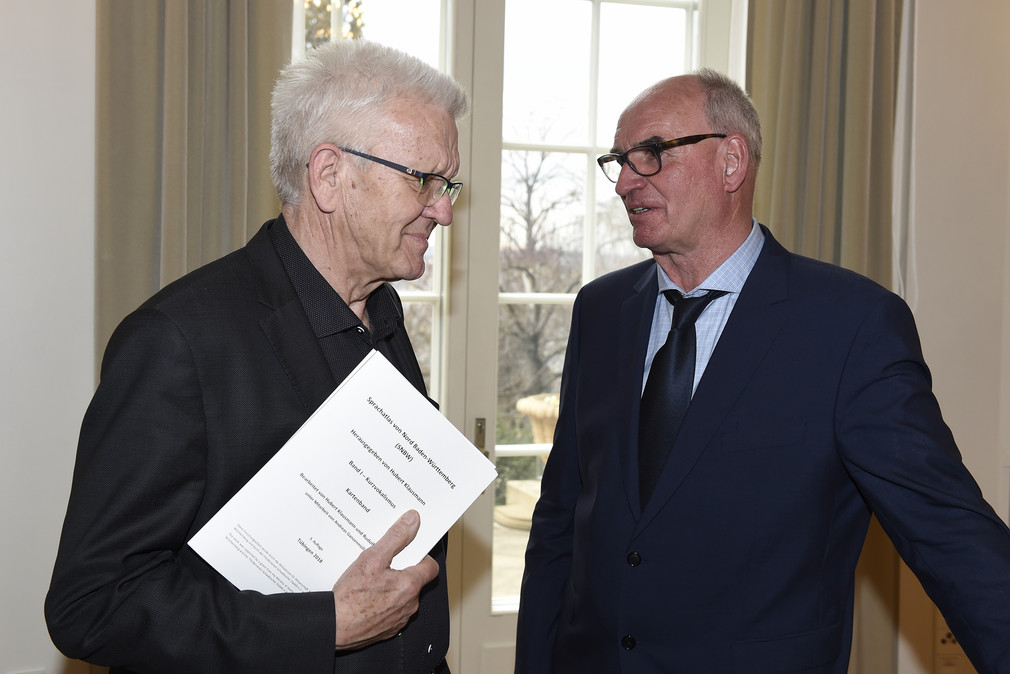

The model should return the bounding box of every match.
[492,0,706,611]
[292,0,746,620]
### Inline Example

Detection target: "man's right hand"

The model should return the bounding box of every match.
[332,510,438,651]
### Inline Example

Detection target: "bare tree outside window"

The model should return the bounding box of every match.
[493,148,583,503]
[497,149,581,439]
[595,177,650,277]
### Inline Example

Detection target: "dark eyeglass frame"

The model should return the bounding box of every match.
[339,147,463,205]
[596,133,727,182]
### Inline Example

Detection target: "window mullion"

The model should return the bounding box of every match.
[583,0,603,285]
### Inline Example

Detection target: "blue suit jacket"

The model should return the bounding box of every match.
[515,227,1010,673]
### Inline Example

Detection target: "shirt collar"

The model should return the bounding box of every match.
[656,218,765,296]
[269,215,401,341]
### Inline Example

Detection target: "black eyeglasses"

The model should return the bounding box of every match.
[339,147,463,206]
[596,133,727,182]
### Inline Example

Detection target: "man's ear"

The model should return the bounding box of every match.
[306,143,343,213]
[721,135,749,193]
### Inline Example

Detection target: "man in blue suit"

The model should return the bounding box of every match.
[515,69,1010,673]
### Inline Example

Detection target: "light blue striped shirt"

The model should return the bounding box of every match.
[642,220,765,394]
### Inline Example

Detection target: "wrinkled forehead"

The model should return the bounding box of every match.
[382,97,458,142]
[376,97,460,168]
[613,80,707,151]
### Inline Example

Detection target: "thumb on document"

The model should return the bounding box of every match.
[373,510,438,588]
[332,509,438,650]
[375,510,421,560]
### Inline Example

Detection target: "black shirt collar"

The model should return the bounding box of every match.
[268,215,401,342]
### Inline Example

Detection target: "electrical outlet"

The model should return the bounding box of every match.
[934,610,972,673]
[935,625,961,656]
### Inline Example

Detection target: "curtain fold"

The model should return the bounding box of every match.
[95,0,292,361]
[748,0,900,284]
[746,1,904,672]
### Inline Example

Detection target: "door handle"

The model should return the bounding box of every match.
[474,417,488,458]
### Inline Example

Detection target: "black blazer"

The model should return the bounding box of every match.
[516,226,1010,673]
[46,217,448,674]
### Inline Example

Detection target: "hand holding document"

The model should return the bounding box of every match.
[189,350,498,594]
[331,509,440,650]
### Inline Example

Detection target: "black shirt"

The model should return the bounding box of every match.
[269,217,421,393]
[267,215,447,674]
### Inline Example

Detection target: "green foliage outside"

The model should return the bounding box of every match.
[304,0,364,51]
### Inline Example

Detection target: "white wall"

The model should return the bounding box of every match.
[910,0,1010,510]
[898,1,1010,672]
[0,2,97,673]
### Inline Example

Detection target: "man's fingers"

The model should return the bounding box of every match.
[369,510,421,563]
[403,554,439,587]
[331,511,439,651]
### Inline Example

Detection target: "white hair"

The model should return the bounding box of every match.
[269,40,470,205]
[694,68,763,167]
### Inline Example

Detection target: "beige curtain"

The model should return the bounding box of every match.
[95,0,292,360]
[747,1,904,672]
[748,0,900,282]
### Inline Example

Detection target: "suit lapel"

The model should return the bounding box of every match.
[245,220,335,415]
[636,229,791,530]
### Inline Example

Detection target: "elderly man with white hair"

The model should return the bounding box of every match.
[46,40,468,674]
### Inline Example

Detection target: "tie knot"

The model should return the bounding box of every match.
[663,289,727,329]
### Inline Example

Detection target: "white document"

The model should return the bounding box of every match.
[189,350,498,594]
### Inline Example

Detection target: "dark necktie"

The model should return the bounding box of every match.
[638,289,727,507]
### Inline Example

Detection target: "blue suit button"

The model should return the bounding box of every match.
[621,635,637,650]
[627,551,642,566]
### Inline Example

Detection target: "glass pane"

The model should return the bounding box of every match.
[493,301,571,607]
[496,303,571,445]
[502,0,592,144]
[595,169,651,276]
[597,4,689,147]
[399,301,433,393]
[359,0,442,67]
[493,0,695,614]
[301,1,440,67]
[492,455,541,601]
[303,1,336,50]
[500,151,585,294]
[393,229,438,293]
